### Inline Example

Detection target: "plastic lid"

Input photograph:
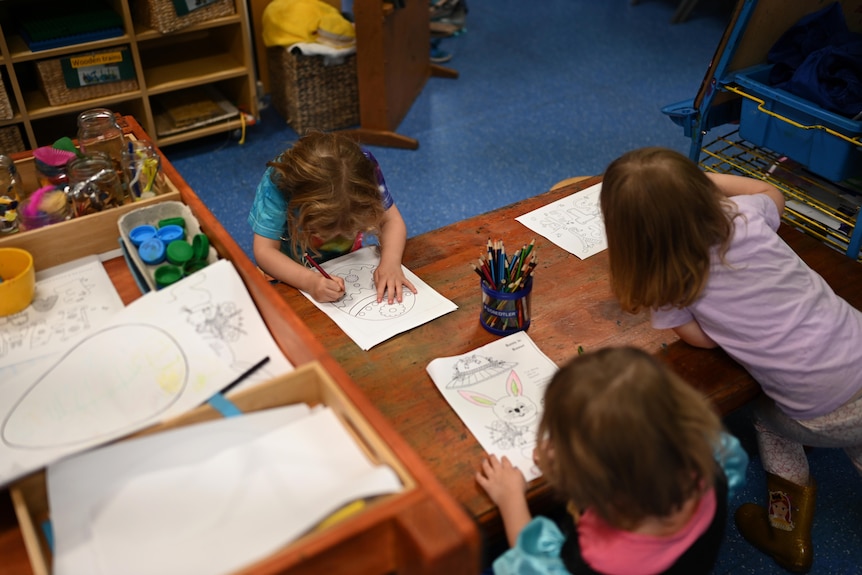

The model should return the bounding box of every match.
[154,265,184,289]
[138,237,166,265]
[184,260,208,275]
[129,224,158,247]
[191,233,209,262]
[166,240,193,265]
[156,224,185,244]
[158,217,186,229]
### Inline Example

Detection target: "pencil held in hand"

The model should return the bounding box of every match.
[304,253,332,279]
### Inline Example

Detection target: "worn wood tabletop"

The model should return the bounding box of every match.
[273,175,862,556]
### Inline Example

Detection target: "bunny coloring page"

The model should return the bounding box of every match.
[427,332,559,481]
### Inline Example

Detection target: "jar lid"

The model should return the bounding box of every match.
[154,265,184,289]
[191,233,209,262]
[166,240,193,265]
[156,224,185,244]
[138,237,166,265]
[158,217,186,229]
[129,224,158,247]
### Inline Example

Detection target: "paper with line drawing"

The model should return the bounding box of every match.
[300,246,458,350]
[427,332,559,481]
[516,182,606,259]
[0,259,291,487]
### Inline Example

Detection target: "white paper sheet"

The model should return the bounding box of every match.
[0,255,124,370]
[0,259,291,487]
[515,182,607,259]
[124,259,293,393]
[48,406,402,575]
[426,332,559,481]
[300,246,458,350]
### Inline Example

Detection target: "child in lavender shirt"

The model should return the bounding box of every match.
[600,147,862,573]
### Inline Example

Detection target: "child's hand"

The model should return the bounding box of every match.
[310,275,345,302]
[373,263,416,304]
[475,454,527,507]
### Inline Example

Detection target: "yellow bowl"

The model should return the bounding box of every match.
[0,247,35,316]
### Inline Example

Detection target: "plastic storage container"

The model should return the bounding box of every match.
[732,64,862,182]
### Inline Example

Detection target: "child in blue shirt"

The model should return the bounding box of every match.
[248,132,415,303]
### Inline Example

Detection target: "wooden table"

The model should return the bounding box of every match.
[274,175,862,560]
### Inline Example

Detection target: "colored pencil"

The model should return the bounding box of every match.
[304,253,332,279]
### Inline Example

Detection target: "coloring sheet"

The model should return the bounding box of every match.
[0,259,290,487]
[515,182,607,259]
[125,259,293,394]
[48,405,402,575]
[301,246,458,350]
[0,255,124,370]
[426,332,559,481]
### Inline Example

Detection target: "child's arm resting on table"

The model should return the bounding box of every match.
[252,234,345,302]
[374,204,416,304]
[707,173,785,215]
[674,319,718,349]
[476,455,532,547]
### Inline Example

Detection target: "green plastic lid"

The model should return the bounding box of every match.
[192,233,209,262]
[166,240,193,265]
[158,217,186,229]
[154,265,183,289]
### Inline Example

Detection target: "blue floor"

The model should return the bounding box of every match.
[163,1,862,572]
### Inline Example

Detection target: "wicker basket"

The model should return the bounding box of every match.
[36,47,138,106]
[268,47,359,134]
[0,125,26,156]
[0,73,13,121]
[134,0,236,34]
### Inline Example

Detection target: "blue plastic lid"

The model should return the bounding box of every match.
[156,224,185,244]
[138,237,166,265]
[129,224,158,247]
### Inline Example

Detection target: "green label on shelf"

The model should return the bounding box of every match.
[61,50,135,89]
[172,0,222,17]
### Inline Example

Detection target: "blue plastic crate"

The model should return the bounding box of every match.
[732,64,862,182]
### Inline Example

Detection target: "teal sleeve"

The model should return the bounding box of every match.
[247,167,288,241]
[715,431,749,501]
[492,516,571,575]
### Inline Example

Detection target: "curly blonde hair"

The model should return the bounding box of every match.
[536,347,721,531]
[268,131,386,260]
[600,147,736,313]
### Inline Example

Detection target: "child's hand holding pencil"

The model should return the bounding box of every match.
[304,253,345,302]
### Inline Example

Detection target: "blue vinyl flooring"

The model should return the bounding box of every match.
[163,1,862,573]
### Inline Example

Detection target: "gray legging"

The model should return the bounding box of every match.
[753,392,862,486]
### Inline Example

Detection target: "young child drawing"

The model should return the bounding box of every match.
[476,346,743,575]
[248,131,415,303]
[600,147,862,573]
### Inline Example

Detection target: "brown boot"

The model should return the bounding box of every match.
[734,473,816,573]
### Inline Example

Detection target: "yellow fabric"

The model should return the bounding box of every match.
[262,0,355,47]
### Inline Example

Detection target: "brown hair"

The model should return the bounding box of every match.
[268,131,386,260]
[600,147,735,313]
[536,346,721,530]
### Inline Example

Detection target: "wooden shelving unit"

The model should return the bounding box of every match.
[0,0,258,150]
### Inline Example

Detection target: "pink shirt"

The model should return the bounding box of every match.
[578,488,717,575]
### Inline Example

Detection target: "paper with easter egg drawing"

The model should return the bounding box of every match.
[426,332,559,481]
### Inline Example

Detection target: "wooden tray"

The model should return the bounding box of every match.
[9,361,414,575]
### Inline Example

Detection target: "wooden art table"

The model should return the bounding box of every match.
[273,175,862,560]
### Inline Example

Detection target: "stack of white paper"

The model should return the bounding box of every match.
[48,405,402,575]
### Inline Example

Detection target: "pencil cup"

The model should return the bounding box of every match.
[480,278,532,336]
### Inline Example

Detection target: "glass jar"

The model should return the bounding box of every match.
[122,139,165,200]
[67,153,127,217]
[76,108,126,182]
[0,154,23,234]
[18,186,72,231]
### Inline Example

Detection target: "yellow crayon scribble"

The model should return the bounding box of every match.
[158,370,183,394]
